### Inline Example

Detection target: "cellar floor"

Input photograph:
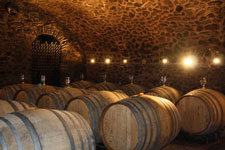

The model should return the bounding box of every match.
[96,133,225,150]
[162,137,225,150]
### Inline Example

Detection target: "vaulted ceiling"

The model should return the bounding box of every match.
[0,0,224,90]
[1,0,224,62]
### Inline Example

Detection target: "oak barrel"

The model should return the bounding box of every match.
[100,95,181,150]
[87,82,117,91]
[65,91,128,143]
[146,85,181,104]
[118,84,147,96]
[0,109,95,150]
[71,80,95,89]
[14,85,58,105]
[0,100,35,116]
[37,88,87,109]
[0,83,35,100]
[176,88,225,135]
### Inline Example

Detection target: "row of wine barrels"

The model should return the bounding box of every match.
[0,83,35,100]
[118,84,147,96]
[100,95,181,150]
[0,100,35,116]
[14,85,58,105]
[146,85,181,104]
[87,82,117,91]
[71,80,95,89]
[65,91,128,143]
[176,88,225,135]
[37,88,87,109]
[0,109,95,150]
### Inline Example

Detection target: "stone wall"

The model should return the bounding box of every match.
[0,0,224,94]
[83,0,225,94]
[0,0,84,87]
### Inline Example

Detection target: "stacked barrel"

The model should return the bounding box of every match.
[70,80,95,89]
[146,85,181,104]
[0,83,35,100]
[0,109,95,150]
[176,88,225,135]
[118,84,147,96]
[1,80,224,150]
[0,100,35,116]
[36,88,87,109]
[0,82,96,150]
[14,85,58,104]
[65,90,129,143]
[0,81,182,150]
[100,95,181,150]
[87,82,118,91]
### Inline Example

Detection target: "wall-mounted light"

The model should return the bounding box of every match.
[162,58,168,64]
[213,57,221,65]
[123,59,128,64]
[90,58,95,64]
[183,56,197,68]
[105,58,111,64]
[184,58,192,66]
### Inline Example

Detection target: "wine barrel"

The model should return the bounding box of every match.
[0,83,35,100]
[176,88,225,135]
[87,82,117,91]
[37,88,87,109]
[71,80,95,89]
[118,84,147,96]
[100,95,181,150]
[0,109,95,150]
[65,91,128,143]
[0,100,35,116]
[14,85,58,105]
[146,85,181,104]
[91,90,129,103]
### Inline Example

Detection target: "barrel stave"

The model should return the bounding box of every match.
[0,109,95,150]
[100,95,181,150]
[37,88,86,109]
[119,84,146,96]
[176,88,225,135]
[0,100,34,116]
[146,86,181,104]
[0,84,35,100]
[66,91,127,143]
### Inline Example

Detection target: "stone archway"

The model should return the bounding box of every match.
[32,34,62,86]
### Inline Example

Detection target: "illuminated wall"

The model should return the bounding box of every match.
[0,0,224,93]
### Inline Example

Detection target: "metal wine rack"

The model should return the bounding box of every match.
[32,39,62,86]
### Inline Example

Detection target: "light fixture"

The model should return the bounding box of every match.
[162,58,168,64]
[213,57,221,65]
[123,59,128,64]
[183,56,197,67]
[90,58,95,64]
[105,58,111,64]
[184,58,193,66]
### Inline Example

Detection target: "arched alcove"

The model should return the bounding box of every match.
[32,34,62,86]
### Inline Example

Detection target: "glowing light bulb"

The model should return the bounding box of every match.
[90,59,95,63]
[213,57,220,65]
[162,58,168,64]
[105,58,111,64]
[123,59,128,64]
[184,58,193,66]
